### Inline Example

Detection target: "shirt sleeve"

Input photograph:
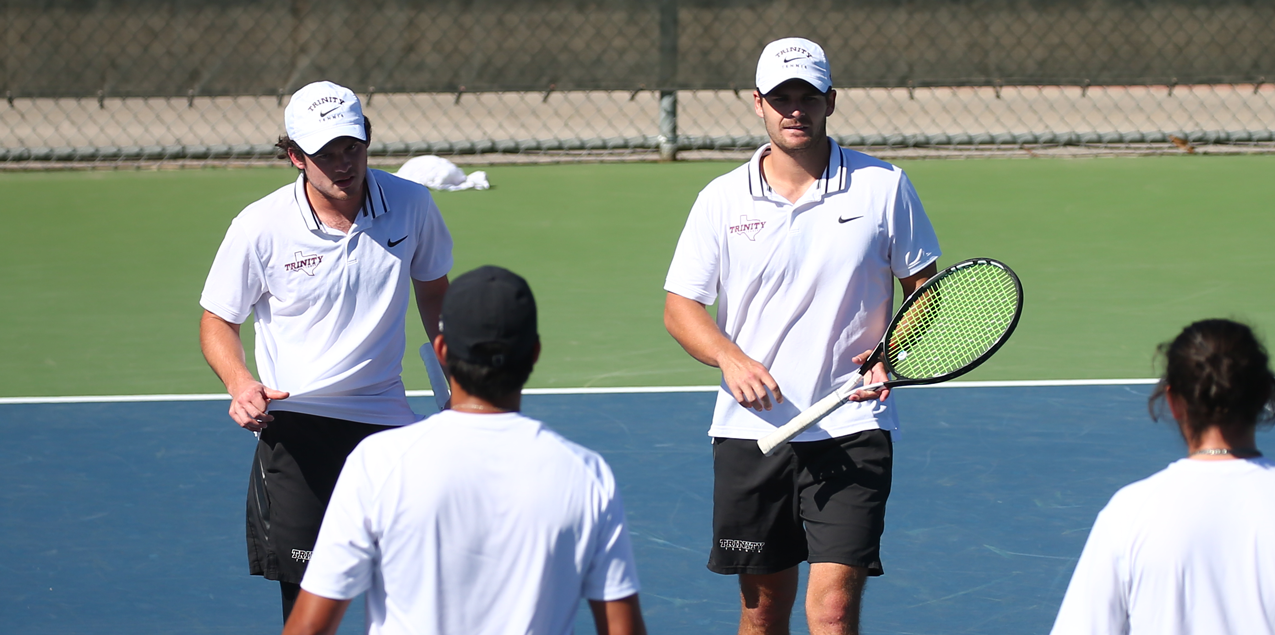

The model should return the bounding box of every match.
[409,193,454,282]
[300,443,381,601]
[664,190,721,306]
[887,172,941,279]
[199,219,266,324]
[582,461,641,601]
[1050,503,1131,635]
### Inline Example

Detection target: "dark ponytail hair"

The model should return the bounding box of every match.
[1149,319,1275,439]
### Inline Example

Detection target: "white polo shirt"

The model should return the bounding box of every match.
[200,169,452,426]
[1051,457,1275,635]
[301,410,642,635]
[665,140,940,441]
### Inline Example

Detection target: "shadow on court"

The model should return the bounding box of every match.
[4,386,1267,634]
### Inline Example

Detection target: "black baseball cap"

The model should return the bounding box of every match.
[440,266,538,368]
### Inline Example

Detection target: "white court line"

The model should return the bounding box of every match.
[0,393,232,405]
[0,379,1158,405]
[517,386,721,395]
[906,378,1159,388]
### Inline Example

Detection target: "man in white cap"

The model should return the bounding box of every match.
[198,80,453,621]
[663,38,941,634]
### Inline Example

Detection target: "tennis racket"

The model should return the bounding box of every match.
[419,343,451,411]
[757,258,1023,455]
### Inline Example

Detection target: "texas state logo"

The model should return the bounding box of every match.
[728,215,765,241]
[284,251,322,276]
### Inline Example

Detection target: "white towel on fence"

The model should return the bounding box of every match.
[395,155,490,191]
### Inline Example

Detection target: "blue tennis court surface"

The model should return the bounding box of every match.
[5,385,1269,634]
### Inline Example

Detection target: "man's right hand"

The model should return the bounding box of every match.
[664,292,784,412]
[200,310,290,433]
[228,380,289,433]
[720,350,783,412]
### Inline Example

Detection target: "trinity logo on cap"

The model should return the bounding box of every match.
[755,37,832,95]
[284,81,367,155]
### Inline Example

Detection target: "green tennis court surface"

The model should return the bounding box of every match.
[2,156,1273,398]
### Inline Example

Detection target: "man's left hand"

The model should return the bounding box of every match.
[847,349,889,402]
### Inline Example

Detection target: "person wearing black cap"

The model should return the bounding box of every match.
[282,266,647,635]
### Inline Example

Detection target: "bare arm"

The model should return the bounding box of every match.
[199,310,289,432]
[588,594,647,635]
[412,275,449,342]
[899,261,938,297]
[280,590,350,635]
[849,261,940,403]
[663,292,782,411]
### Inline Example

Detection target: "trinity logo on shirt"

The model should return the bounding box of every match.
[291,549,312,562]
[728,216,766,241]
[284,251,323,276]
[720,539,765,553]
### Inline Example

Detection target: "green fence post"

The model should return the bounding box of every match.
[658,0,678,161]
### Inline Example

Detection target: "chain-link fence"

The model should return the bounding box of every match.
[4,0,1274,165]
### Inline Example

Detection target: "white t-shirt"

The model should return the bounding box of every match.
[200,169,452,425]
[1051,457,1275,635]
[664,140,940,440]
[301,410,641,635]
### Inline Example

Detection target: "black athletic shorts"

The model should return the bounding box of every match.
[246,411,394,584]
[708,429,893,576]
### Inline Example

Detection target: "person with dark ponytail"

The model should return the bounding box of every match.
[1051,319,1275,634]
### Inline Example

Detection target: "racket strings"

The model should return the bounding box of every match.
[886,264,1020,380]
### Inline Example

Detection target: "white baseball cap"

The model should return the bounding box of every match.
[284,81,367,155]
[755,37,832,95]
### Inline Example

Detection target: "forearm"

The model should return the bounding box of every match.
[663,292,741,369]
[199,310,256,394]
[589,595,647,635]
[413,276,449,342]
[665,292,781,408]
[281,590,350,635]
[899,261,939,297]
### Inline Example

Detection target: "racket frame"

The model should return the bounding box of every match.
[757,258,1023,455]
[878,257,1024,387]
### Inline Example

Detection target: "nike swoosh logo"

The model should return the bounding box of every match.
[319,107,339,117]
[782,56,805,63]
[838,215,863,223]
[388,236,407,247]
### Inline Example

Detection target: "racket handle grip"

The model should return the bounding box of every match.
[757,378,859,456]
[419,344,451,411]
[858,381,886,393]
